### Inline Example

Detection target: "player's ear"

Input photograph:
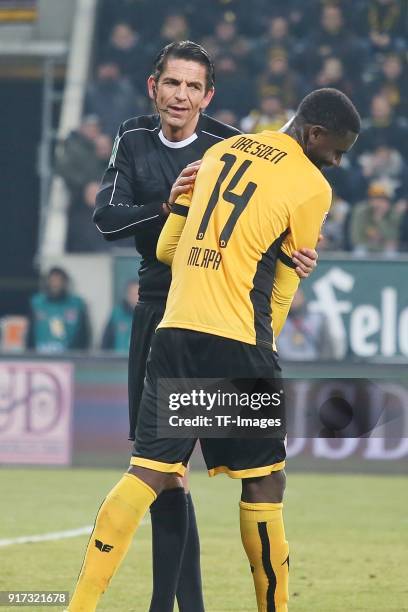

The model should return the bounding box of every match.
[309,125,328,143]
[147,75,157,101]
[200,87,215,111]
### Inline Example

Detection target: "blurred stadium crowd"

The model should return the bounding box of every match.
[20,268,334,361]
[57,0,408,256]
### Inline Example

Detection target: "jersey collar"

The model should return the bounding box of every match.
[158,129,198,148]
[262,130,304,155]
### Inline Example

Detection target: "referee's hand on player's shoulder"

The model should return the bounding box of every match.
[167,159,202,209]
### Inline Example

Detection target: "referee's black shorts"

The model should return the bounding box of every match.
[131,328,286,479]
[128,301,165,441]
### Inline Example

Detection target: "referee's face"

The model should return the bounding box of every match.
[148,58,214,139]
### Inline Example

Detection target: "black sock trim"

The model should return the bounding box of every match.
[258,522,277,612]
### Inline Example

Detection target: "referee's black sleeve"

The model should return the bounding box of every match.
[93,123,164,241]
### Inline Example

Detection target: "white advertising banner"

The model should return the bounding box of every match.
[0,361,73,465]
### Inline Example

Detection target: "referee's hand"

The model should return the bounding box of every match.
[292,234,323,279]
[166,160,202,212]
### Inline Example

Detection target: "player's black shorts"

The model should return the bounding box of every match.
[132,328,286,479]
[128,301,165,440]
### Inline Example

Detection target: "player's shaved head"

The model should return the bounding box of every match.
[297,88,361,136]
[285,88,360,169]
[152,40,215,92]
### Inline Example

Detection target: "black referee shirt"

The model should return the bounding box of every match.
[94,113,240,302]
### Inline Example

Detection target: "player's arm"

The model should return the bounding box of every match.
[156,191,191,266]
[272,188,331,337]
[93,124,166,241]
[271,259,300,338]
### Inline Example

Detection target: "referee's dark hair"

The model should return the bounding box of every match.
[152,41,215,92]
[297,88,361,136]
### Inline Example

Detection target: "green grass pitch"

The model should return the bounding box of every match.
[0,468,407,611]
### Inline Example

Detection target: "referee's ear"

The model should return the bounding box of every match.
[200,86,215,112]
[147,75,157,102]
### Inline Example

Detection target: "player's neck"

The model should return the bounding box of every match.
[282,119,303,149]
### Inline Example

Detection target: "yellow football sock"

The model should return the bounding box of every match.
[240,501,289,612]
[69,473,156,612]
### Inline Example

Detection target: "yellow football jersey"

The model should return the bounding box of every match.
[157,131,331,350]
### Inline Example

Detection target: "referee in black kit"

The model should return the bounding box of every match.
[92,41,317,612]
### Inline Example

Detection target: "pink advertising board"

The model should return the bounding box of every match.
[0,361,73,465]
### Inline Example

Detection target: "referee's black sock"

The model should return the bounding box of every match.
[149,487,188,612]
[176,492,205,612]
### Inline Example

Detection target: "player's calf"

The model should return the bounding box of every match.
[68,467,171,611]
[240,471,289,612]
